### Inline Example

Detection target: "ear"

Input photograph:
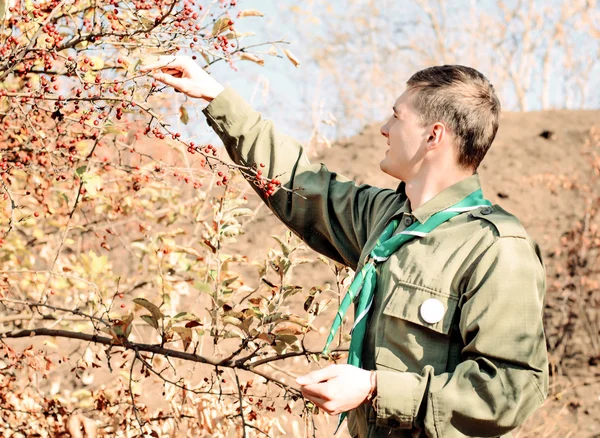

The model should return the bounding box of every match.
[425,122,446,151]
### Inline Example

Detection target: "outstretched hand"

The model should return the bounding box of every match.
[140,56,224,101]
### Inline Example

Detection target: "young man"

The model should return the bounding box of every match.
[143,57,548,437]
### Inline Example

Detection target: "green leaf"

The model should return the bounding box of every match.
[222,276,239,287]
[75,166,87,178]
[141,314,159,330]
[221,224,242,237]
[133,298,163,321]
[282,285,303,299]
[195,282,212,295]
[222,330,242,339]
[271,235,291,257]
[229,208,253,218]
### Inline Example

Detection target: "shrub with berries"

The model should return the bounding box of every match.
[0,0,339,436]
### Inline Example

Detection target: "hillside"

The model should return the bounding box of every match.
[232,109,600,437]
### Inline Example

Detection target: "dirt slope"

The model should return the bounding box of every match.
[232,109,600,437]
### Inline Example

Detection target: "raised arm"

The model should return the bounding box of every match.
[142,56,401,269]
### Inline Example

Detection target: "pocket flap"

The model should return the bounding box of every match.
[382,281,458,335]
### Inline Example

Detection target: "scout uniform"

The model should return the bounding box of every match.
[203,88,549,438]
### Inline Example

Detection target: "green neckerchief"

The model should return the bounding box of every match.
[322,188,492,432]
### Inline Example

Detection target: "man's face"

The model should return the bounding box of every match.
[380,90,430,181]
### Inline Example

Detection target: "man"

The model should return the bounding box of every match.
[142,57,548,437]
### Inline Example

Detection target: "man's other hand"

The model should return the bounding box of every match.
[140,56,224,101]
[296,364,374,415]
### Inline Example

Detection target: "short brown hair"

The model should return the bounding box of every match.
[406,65,500,170]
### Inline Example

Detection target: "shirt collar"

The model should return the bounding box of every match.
[399,173,483,224]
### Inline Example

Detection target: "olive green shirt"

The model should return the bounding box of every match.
[203,88,548,438]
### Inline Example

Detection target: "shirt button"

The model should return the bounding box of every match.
[403,216,413,226]
[420,298,445,324]
[388,419,400,428]
[481,206,493,215]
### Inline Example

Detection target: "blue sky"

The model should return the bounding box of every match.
[185,0,599,146]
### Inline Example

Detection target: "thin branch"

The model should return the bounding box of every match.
[234,370,248,438]
[129,352,145,429]
[0,298,110,327]
[242,348,348,368]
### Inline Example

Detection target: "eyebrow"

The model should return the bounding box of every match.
[392,106,398,114]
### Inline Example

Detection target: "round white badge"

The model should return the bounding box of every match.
[420,298,445,324]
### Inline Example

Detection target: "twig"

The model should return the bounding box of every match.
[129,352,145,429]
[0,298,110,327]
[234,370,248,438]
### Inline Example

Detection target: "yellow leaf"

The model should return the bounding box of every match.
[89,57,104,71]
[240,53,264,66]
[82,173,102,196]
[211,16,231,36]
[222,31,255,40]
[237,9,264,18]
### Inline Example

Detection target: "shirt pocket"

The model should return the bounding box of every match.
[376,281,459,373]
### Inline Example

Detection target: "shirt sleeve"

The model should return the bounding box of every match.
[202,87,400,270]
[375,236,549,437]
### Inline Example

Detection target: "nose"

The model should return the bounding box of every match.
[380,121,389,138]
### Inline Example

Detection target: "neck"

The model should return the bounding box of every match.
[404,164,474,210]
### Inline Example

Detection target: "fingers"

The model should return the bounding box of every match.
[300,388,340,416]
[300,382,331,400]
[67,415,83,438]
[160,68,183,78]
[302,392,328,408]
[83,417,97,438]
[140,55,177,72]
[150,71,187,91]
[67,414,96,438]
[296,364,340,386]
[140,55,191,73]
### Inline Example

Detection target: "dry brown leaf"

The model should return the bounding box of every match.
[240,52,265,66]
[283,49,300,68]
[237,9,264,18]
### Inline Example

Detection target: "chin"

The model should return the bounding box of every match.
[379,160,394,177]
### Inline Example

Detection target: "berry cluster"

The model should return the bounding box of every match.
[253,163,281,197]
